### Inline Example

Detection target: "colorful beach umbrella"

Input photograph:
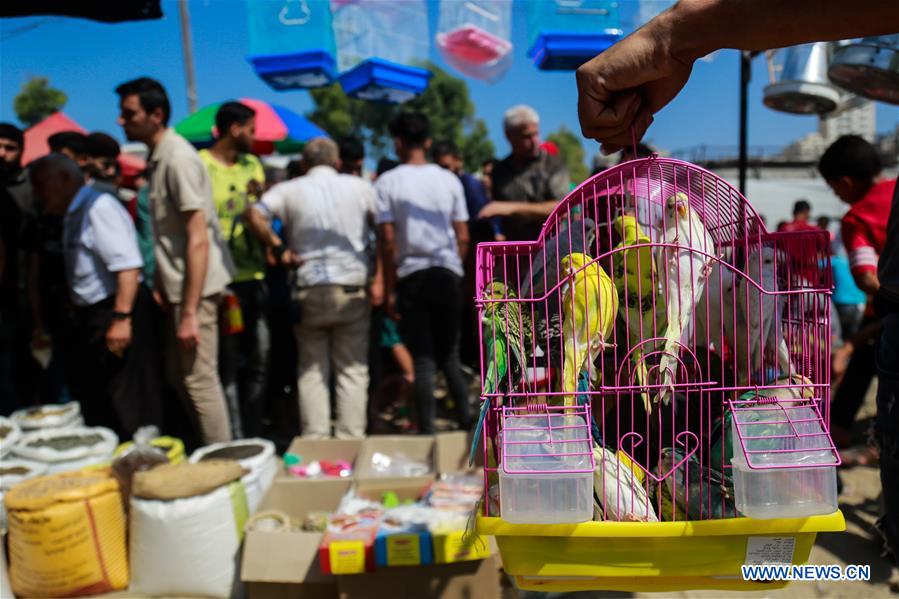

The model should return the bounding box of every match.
[174,98,327,154]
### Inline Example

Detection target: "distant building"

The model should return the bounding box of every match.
[781,100,876,162]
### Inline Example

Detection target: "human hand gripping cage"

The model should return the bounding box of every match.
[472,156,844,592]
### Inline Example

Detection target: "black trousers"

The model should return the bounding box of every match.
[219,280,270,438]
[69,286,163,437]
[831,316,880,434]
[397,267,471,434]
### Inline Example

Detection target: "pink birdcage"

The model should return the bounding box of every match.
[474,156,844,592]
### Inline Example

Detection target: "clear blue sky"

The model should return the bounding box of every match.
[1,0,896,161]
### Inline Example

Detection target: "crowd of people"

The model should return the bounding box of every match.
[0,79,571,449]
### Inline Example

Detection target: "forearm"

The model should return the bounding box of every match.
[113,269,140,313]
[457,238,469,262]
[245,206,281,248]
[182,230,209,314]
[379,239,397,298]
[669,0,899,62]
[854,271,880,296]
[509,200,558,220]
[453,226,470,263]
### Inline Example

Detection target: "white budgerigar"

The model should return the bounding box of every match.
[654,192,716,404]
[593,444,658,522]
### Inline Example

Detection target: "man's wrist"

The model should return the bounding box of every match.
[664,0,718,64]
[111,310,132,321]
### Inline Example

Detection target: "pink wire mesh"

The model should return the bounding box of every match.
[476,156,838,521]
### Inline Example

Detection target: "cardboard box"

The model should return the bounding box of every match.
[358,478,434,568]
[434,430,480,473]
[336,554,501,599]
[281,438,363,480]
[242,478,351,599]
[356,435,435,488]
[243,434,498,599]
[319,526,378,575]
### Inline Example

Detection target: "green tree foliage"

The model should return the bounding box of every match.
[307,62,494,170]
[459,119,494,173]
[546,125,589,183]
[14,77,67,126]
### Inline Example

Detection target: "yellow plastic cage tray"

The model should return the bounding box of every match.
[478,511,845,592]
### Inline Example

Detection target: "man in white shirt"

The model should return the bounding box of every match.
[246,137,376,438]
[375,112,472,434]
[30,153,160,436]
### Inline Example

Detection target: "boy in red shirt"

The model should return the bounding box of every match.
[818,135,896,458]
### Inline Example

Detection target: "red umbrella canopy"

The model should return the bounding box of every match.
[22,111,86,165]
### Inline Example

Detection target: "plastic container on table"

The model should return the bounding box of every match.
[730,403,838,519]
[498,408,593,525]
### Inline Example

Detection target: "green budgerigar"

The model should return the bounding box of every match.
[470,281,533,465]
[612,214,667,414]
[560,253,618,406]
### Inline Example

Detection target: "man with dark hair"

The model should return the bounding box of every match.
[375,112,471,434]
[85,132,121,184]
[48,131,90,168]
[433,140,502,243]
[116,77,235,444]
[246,138,376,439]
[338,136,365,177]
[777,199,817,233]
[199,100,267,438]
[478,104,570,241]
[818,135,895,466]
[819,135,894,298]
[30,153,159,435]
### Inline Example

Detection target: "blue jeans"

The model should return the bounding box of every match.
[875,313,899,566]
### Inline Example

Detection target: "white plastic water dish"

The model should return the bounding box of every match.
[499,413,593,524]
[730,406,838,519]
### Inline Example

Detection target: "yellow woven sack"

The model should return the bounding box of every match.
[5,470,128,597]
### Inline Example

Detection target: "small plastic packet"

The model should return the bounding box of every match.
[370,451,430,477]
[111,426,169,501]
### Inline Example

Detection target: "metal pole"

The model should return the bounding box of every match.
[179,0,198,114]
[738,50,751,196]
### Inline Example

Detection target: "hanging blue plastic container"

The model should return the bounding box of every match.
[526,0,623,71]
[338,58,432,104]
[332,0,432,103]
[246,0,337,90]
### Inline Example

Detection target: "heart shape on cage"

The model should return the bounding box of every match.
[617,430,699,483]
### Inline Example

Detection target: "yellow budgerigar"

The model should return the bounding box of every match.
[612,214,667,413]
[560,253,618,406]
